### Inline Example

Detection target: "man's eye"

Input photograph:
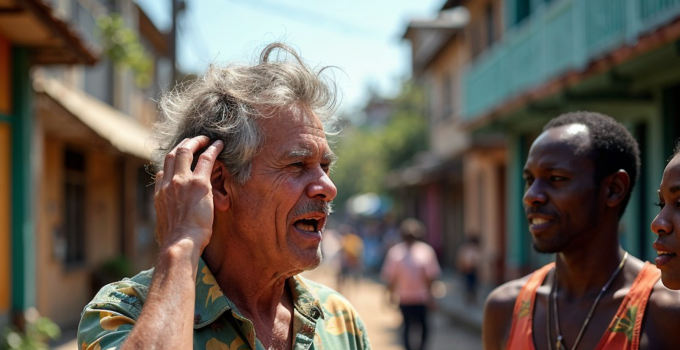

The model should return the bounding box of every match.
[655,202,665,209]
[523,177,533,187]
[291,162,304,168]
[550,176,566,182]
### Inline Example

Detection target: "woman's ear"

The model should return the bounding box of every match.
[211,162,230,212]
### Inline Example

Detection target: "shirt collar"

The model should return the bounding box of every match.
[193,259,324,329]
[193,258,232,329]
[289,275,325,321]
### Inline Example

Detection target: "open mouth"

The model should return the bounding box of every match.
[656,249,678,267]
[295,218,320,233]
[530,218,550,225]
[657,250,677,258]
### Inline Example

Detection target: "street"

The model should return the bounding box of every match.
[302,266,483,350]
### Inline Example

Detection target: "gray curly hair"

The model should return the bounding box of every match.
[151,42,340,184]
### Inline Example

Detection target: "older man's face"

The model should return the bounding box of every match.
[226,105,337,272]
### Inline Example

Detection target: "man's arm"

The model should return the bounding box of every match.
[120,136,224,350]
[78,136,224,350]
[482,281,522,350]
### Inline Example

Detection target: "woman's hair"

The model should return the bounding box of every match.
[151,42,339,184]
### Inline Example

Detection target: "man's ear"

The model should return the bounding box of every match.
[211,162,230,212]
[604,169,631,209]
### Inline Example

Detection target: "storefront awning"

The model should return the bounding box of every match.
[34,78,155,160]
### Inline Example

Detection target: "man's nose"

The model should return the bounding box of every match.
[307,169,337,201]
[523,181,547,207]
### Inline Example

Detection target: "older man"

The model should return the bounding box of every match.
[77,43,371,350]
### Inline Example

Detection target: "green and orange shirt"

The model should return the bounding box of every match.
[77,259,371,350]
[506,262,660,350]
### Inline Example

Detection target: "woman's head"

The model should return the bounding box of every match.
[650,145,680,289]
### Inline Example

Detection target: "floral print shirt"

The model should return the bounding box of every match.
[77,259,371,350]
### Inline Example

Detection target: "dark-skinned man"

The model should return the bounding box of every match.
[483,111,680,350]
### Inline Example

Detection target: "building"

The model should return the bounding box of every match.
[398,1,505,287]
[0,0,97,329]
[402,0,680,295]
[1,0,172,330]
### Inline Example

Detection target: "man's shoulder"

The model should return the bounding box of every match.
[85,267,155,311]
[482,273,536,349]
[295,275,362,316]
[296,275,348,303]
[77,268,155,348]
[485,274,531,311]
[295,276,371,348]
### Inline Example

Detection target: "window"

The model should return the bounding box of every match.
[64,149,86,265]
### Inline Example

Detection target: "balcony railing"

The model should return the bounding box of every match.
[462,0,680,121]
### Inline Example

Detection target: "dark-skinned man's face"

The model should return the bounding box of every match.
[522,123,603,253]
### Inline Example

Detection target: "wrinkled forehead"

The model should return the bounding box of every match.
[257,105,333,159]
[259,104,326,131]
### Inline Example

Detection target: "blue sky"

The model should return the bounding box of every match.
[136,0,443,112]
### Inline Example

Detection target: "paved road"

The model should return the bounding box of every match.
[302,266,483,350]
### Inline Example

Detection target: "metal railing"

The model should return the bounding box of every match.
[462,0,680,121]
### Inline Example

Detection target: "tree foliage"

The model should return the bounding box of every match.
[97,14,154,88]
[1,308,60,350]
[331,81,428,215]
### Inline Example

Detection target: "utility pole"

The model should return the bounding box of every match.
[170,0,185,85]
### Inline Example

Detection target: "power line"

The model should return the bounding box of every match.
[232,0,387,39]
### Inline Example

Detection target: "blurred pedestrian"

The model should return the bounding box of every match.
[483,111,680,350]
[456,235,480,303]
[338,225,364,293]
[381,218,441,350]
[651,142,680,290]
[77,43,371,350]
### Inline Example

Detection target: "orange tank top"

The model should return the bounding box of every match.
[506,262,660,350]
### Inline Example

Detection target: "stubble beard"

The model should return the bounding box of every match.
[291,242,323,272]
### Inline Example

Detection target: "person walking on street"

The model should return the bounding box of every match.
[381,218,441,350]
[338,225,364,293]
[457,235,481,304]
[483,111,680,350]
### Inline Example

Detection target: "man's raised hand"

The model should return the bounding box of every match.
[154,136,224,256]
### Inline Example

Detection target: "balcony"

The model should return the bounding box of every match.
[462,0,680,122]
